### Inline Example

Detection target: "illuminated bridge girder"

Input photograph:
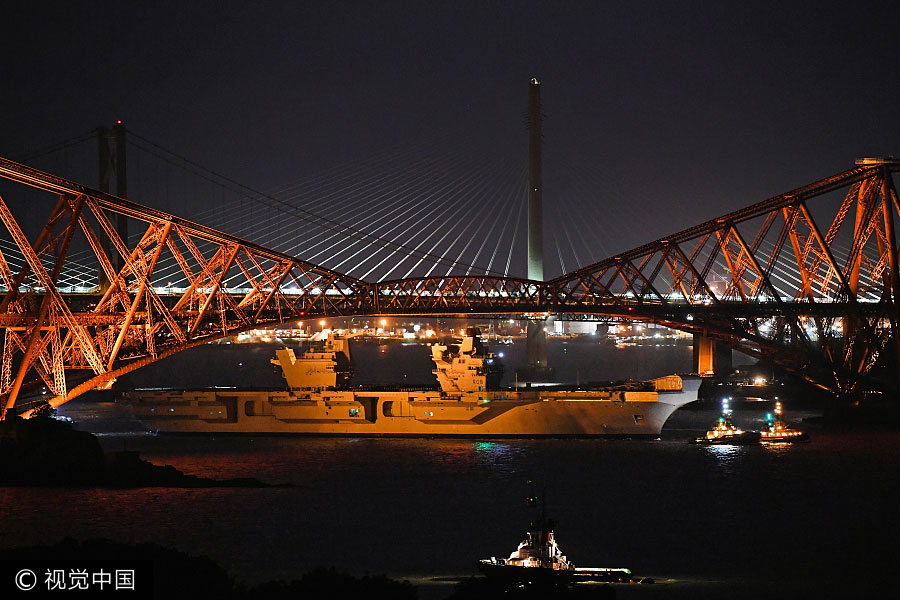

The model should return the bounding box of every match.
[0,157,370,418]
[372,276,548,315]
[549,161,900,397]
[2,156,900,417]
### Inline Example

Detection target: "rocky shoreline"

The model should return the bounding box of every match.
[0,413,286,488]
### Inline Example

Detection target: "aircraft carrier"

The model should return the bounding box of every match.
[125,330,699,437]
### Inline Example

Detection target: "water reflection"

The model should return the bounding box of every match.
[759,441,797,455]
[426,441,478,466]
[703,444,742,458]
[701,443,753,475]
[471,441,528,477]
[472,440,516,459]
[473,441,496,452]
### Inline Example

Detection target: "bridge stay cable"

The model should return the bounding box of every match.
[125,131,511,279]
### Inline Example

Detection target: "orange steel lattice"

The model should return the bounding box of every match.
[1,156,900,416]
[0,157,370,418]
[549,159,900,397]
[373,276,547,315]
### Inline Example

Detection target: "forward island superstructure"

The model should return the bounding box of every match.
[126,329,699,437]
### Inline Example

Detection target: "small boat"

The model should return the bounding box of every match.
[691,399,760,445]
[760,401,809,443]
[477,496,634,585]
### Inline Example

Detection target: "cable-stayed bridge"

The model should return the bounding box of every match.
[1,132,899,417]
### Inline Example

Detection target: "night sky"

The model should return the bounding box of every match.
[3,1,900,279]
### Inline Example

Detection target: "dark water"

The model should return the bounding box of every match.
[2,340,898,599]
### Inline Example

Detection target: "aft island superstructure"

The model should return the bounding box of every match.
[126,330,699,437]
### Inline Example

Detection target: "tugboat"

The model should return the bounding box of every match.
[691,398,760,445]
[477,496,634,585]
[760,401,809,443]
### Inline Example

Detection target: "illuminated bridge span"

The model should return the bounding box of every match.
[1,154,899,416]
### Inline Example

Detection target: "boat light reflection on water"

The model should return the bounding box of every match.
[473,441,517,458]
[702,444,745,458]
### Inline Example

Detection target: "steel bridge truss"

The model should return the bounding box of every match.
[1,156,899,416]
[550,161,900,397]
[0,157,368,417]
[372,276,546,314]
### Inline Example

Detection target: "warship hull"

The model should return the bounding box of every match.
[126,379,699,437]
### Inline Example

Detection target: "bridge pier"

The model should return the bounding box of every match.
[516,318,554,385]
[692,334,732,377]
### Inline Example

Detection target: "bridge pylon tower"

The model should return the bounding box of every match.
[96,122,128,291]
[519,76,553,383]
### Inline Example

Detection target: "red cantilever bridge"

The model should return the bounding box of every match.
[1,155,899,418]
